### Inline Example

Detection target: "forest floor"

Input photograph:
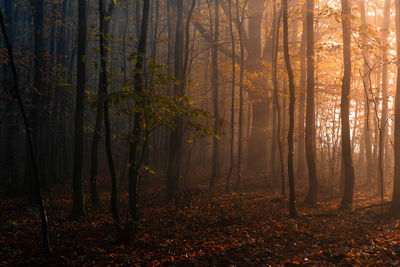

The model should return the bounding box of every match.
[1,174,400,266]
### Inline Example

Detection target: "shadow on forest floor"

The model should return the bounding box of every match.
[1,174,400,266]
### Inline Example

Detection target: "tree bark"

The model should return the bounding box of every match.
[129,0,150,221]
[282,0,298,218]
[271,0,285,196]
[71,0,87,218]
[210,0,220,187]
[296,0,307,180]
[226,0,235,193]
[304,0,318,203]
[0,7,51,252]
[380,0,391,196]
[391,0,400,215]
[235,0,245,191]
[359,0,374,184]
[339,0,356,210]
[99,0,119,223]
[167,0,185,198]
[247,0,268,173]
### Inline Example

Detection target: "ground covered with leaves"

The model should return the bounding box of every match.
[1,175,400,266]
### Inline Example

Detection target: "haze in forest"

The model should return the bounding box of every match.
[3,0,400,265]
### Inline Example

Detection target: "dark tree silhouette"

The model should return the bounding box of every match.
[339,0,356,210]
[71,0,87,218]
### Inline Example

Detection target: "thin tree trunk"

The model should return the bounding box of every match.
[359,0,374,184]
[391,0,400,215]
[89,59,104,208]
[71,0,87,218]
[226,0,235,193]
[0,8,51,252]
[129,0,150,222]
[380,0,391,195]
[339,0,356,210]
[272,0,285,196]
[167,0,185,198]
[282,0,298,218]
[210,0,220,187]
[235,0,245,191]
[296,1,307,180]
[304,0,318,203]
[99,0,119,223]
[24,0,44,199]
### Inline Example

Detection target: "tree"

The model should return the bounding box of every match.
[235,0,247,191]
[246,0,267,173]
[210,0,220,188]
[359,0,374,186]
[282,0,298,218]
[3,0,18,189]
[24,0,44,197]
[167,0,185,198]
[129,0,150,222]
[304,0,318,204]
[271,0,285,196]
[296,0,307,181]
[339,0,356,210]
[391,0,400,216]
[0,7,51,252]
[99,0,119,223]
[380,0,391,196]
[71,0,87,218]
[226,0,235,193]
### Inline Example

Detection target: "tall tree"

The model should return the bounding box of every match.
[296,0,307,180]
[339,0,356,210]
[24,0,44,197]
[304,0,318,203]
[0,7,51,252]
[226,0,235,193]
[282,0,298,218]
[359,0,374,185]
[3,0,18,188]
[89,22,105,208]
[129,0,150,222]
[210,0,220,187]
[235,0,246,191]
[272,0,285,196]
[380,0,391,195]
[391,0,400,216]
[71,0,87,217]
[99,0,118,222]
[167,0,185,197]
[247,0,268,173]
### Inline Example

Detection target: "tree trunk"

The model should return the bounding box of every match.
[167,0,185,198]
[235,0,245,191]
[129,0,150,222]
[271,0,285,196]
[24,0,44,199]
[296,1,307,180]
[0,7,51,252]
[226,0,235,193]
[89,37,104,208]
[339,0,356,210]
[99,0,119,223]
[304,0,318,204]
[282,0,298,218]
[359,0,374,184]
[247,0,267,173]
[210,0,220,187]
[391,0,400,215]
[380,0,391,196]
[71,0,87,218]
